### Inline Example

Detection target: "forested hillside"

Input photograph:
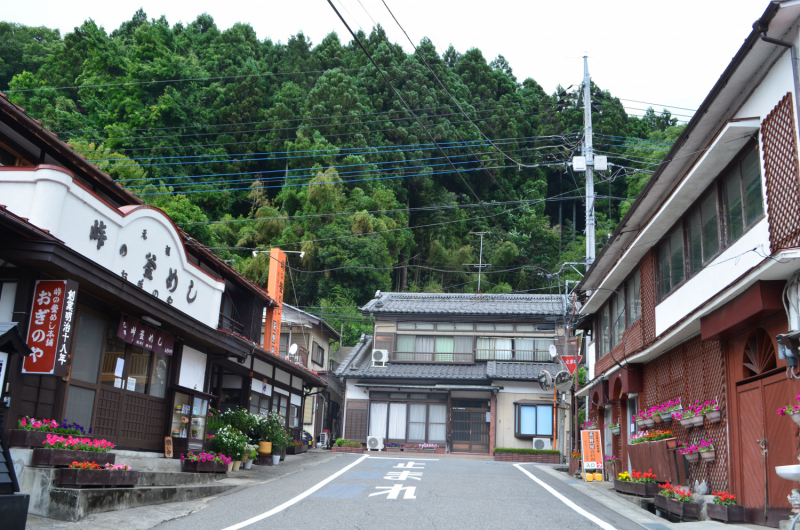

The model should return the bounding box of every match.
[0,11,685,343]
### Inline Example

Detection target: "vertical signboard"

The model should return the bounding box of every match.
[22,279,79,376]
[263,248,286,355]
[580,429,604,480]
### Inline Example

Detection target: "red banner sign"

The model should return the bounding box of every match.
[117,315,175,356]
[23,279,78,375]
[561,355,582,375]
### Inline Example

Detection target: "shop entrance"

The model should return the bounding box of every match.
[451,399,490,453]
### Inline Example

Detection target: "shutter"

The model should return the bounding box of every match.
[374,333,395,353]
[345,399,368,442]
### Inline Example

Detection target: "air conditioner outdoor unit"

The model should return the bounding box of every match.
[532,437,553,450]
[367,436,384,451]
[372,349,389,366]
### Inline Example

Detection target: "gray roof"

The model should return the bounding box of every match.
[335,334,563,382]
[0,322,31,356]
[282,303,341,340]
[360,292,568,317]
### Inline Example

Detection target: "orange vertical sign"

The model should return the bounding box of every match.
[263,248,286,355]
[580,429,604,477]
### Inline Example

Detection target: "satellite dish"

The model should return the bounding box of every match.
[537,370,553,392]
[288,344,298,355]
[555,370,572,389]
[548,344,558,358]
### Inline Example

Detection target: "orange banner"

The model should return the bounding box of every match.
[263,248,286,355]
[580,429,604,473]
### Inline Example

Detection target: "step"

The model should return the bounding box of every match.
[45,482,238,522]
[136,471,227,487]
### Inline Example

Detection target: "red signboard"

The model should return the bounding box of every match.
[561,355,582,375]
[117,315,175,356]
[23,279,79,376]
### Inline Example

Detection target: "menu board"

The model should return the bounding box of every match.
[580,429,604,479]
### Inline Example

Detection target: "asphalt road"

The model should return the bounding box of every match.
[154,455,644,530]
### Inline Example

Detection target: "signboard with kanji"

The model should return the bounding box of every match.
[117,315,175,355]
[580,429,604,479]
[22,279,79,376]
[561,355,582,375]
[263,248,286,355]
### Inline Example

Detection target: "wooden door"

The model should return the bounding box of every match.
[736,380,766,512]
[451,400,489,453]
[763,373,798,513]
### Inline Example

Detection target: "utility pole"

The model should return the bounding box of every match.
[583,56,596,265]
[468,232,490,293]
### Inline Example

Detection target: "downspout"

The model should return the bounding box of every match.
[757,22,800,134]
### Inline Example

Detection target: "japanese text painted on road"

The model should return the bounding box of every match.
[369,460,425,500]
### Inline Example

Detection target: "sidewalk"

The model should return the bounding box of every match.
[532,464,763,530]
[23,450,342,530]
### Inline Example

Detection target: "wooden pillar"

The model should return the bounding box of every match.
[489,392,497,455]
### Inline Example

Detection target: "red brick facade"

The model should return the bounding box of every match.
[494,452,560,463]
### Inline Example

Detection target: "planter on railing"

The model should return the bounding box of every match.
[614,481,661,497]
[182,460,227,473]
[57,469,139,488]
[9,430,96,448]
[654,495,701,519]
[706,503,746,523]
[32,448,115,467]
[705,411,722,424]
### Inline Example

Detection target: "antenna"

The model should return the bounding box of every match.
[468,232,491,292]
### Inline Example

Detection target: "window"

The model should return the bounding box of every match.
[515,404,554,438]
[272,394,288,424]
[289,405,300,428]
[596,268,640,358]
[598,304,610,357]
[626,269,641,323]
[312,343,324,366]
[428,404,447,442]
[408,404,427,441]
[658,226,684,298]
[687,191,720,273]
[249,393,271,416]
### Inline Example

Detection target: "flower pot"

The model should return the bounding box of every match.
[641,418,655,429]
[700,450,716,462]
[664,437,679,450]
[243,459,253,470]
[654,495,701,519]
[280,448,286,461]
[679,417,694,428]
[272,455,281,466]
[684,452,700,463]
[233,460,241,471]
[32,448,116,467]
[660,412,674,423]
[57,468,139,488]
[610,427,621,436]
[258,441,272,454]
[614,481,661,497]
[689,416,705,427]
[226,461,234,472]
[706,503,746,523]
[653,414,663,424]
[705,411,721,424]
[791,412,800,427]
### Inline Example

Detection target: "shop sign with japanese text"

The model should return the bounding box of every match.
[580,429,604,477]
[23,279,79,376]
[117,314,175,355]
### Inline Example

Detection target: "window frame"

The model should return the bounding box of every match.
[514,403,554,439]
[311,342,324,367]
[596,267,641,359]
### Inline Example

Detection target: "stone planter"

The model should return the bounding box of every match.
[610,427,621,436]
[654,494,701,519]
[614,480,661,497]
[32,448,116,467]
[689,416,705,427]
[57,468,139,488]
[679,417,695,428]
[705,411,722,424]
[182,460,227,473]
[706,503,746,523]
[700,450,716,462]
[683,452,700,463]
[9,430,96,448]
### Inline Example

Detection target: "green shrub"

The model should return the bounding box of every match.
[334,438,346,447]
[343,441,362,448]
[493,447,560,455]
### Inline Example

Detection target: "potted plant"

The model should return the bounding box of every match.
[604,455,617,482]
[659,398,681,423]
[634,409,655,429]
[777,393,800,426]
[580,419,598,430]
[420,443,437,452]
[609,421,620,436]
[286,440,304,455]
[698,438,715,462]
[679,442,700,463]
[57,461,139,487]
[215,425,248,471]
[655,482,700,519]
[674,402,703,428]
[613,468,660,497]
[32,433,116,467]
[569,451,581,476]
[707,491,745,523]
[181,451,231,473]
[10,417,94,448]
[270,428,291,465]
[243,446,257,470]
[385,442,401,452]
[256,412,283,455]
[700,400,721,424]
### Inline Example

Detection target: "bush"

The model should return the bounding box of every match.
[493,448,560,455]
[343,441,362,448]
[334,438,346,447]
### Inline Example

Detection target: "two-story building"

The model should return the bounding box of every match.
[575,1,800,525]
[0,91,326,455]
[335,292,576,456]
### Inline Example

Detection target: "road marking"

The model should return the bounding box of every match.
[369,484,417,499]
[221,454,369,530]
[365,456,439,460]
[514,464,618,530]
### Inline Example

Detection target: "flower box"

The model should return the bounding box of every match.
[331,446,363,453]
[182,460,227,473]
[610,427,621,436]
[684,452,700,463]
[660,412,674,423]
[705,411,721,424]
[9,430,96,448]
[689,416,704,427]
[614,481,661,497]
[700,450,716,462]
[32,448,115,467]
[385,446,401,452]
[654,494,700,519]
[639,418,655,429]
[679,417,695,428]
[286,446,304,455]
[57,468,139,488]
[706,503,746,523]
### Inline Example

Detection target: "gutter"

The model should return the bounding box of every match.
[354,383,502,391]
[756,19,800,133]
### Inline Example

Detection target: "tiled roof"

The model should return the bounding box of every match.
[360,292,569,317]
[335,335,565,382]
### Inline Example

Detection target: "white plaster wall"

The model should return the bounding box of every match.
[0,168,225,328]
[587,341,596,380]
[345,380,369,400]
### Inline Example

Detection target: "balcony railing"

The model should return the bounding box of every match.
[218,314,245,336]
[279,344,308,366]
[389,351,474,364]
[475,349,552,362]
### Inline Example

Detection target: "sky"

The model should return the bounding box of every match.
[4,0,771,121]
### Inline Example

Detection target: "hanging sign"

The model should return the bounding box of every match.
[263,248,286,355]
[580,429,604,479]
[117,315,175,356]
[22,279,79,376]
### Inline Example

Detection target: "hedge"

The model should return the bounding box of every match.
[493,448,560,455]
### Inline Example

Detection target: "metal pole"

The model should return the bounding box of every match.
[583,56,595,265]
[478,234,484,292]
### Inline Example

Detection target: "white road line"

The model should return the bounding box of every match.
[221,454,369,530]
[365,456,440,460]
[514,464,618,530]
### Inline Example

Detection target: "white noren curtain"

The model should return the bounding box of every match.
[369,402,388,438]
[408,404,427,440]
[495,338,513,360]
[428,404,447,442]
[388,403,407,439]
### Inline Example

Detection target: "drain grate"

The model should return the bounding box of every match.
[642,523,670,530]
